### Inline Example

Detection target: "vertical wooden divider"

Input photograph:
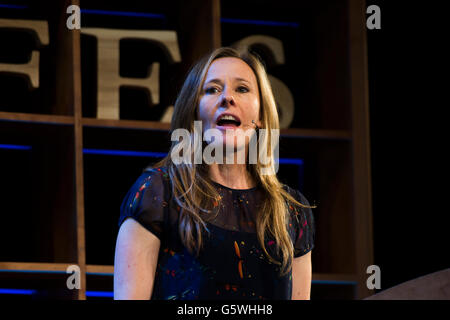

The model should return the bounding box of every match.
[211,0,222,49]
[71,0,87,300]
[176,0,221,76]
[348,0,374,299]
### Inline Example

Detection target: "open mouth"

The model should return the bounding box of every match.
[216,114,241,128]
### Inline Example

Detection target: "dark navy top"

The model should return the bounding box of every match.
[118,166,315,300]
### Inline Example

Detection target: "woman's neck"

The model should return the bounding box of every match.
[208,163,255,189]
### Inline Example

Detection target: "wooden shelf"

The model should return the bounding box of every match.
[86,264,114,276]
[0,262,74,273]
[82,117,170,131]
[81,117,350,140]
[0,111,74,125]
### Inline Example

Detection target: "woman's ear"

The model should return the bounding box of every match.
[255,116,262,129]
[256,104,263,128]
[194,106,199,121]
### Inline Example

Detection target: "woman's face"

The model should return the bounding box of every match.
[197,57,262,151]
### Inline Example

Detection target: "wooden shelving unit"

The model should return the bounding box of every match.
[0,112,74,125]
[0,0,373,300]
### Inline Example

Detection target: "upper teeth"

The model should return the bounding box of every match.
[219,115,238,121]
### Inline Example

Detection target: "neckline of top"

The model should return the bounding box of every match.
[210,180,259,192]
[148,167,260,192]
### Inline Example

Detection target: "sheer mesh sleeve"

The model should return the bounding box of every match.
[288,188,316,258]
[118,167,170,240]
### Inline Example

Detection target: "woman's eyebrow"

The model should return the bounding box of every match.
[204,78,222,86]
[204,77,251,86]
[234,77,250,84]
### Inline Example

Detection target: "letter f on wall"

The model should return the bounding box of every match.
[81,28,181,119]
[0,19,49,89]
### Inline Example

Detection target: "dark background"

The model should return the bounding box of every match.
[0,0,447,298]
[367,1,447,291]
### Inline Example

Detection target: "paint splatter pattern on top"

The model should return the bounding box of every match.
[119,167,315,300]
[129,175,152,210]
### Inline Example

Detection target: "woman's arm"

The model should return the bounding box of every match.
[291,251,312,300]
[114,218,160,299]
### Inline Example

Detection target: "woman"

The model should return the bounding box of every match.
[114,47,315,300]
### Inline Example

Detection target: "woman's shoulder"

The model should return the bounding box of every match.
[142,165,170,179]
[281,184,315,223]
[135,166,171,189]
[282,184,316,256]
[119,166,171,239]
[282,184,311,207]
[123,166,172,208]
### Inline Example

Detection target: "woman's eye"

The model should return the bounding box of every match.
[205,87,219,94]
[237,86,249,93]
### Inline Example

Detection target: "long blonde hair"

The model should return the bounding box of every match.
[152,47,313,274]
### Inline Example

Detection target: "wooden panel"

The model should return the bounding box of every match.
[315,142,355,274]
[0,262,73,272]
[70,0,87,300]
[46,0,76,115]
[348,0,374,299]
[82,117,170,131]
[47,127,77,263]
[87,265,114,275]
[314,2,352,130]
[174,0,221,76]
[0,121,76,263]
[0,111,74,124]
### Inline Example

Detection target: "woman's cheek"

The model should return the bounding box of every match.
[198,105,213,130]
[251,97,260,112]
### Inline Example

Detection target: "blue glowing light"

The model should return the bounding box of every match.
[85,291,114,298]
[0,144,32,150]
[0,288,37,295]
[83,149,167,158]
[0,288,114,298]
[221,17,299,28]
[81,9,165,19]
[0,4,28,9]
[0,4,298,28]
[277,158,304,166]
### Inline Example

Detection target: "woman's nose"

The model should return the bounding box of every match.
[221,88,235,106]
